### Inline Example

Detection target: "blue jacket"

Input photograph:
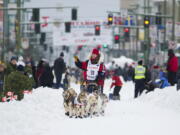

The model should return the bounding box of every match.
[156,71,170,88]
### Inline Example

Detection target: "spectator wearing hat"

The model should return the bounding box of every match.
[6,56,18,76]
[166,49,178,86]
[39,63,54,88]
[36,59,46,87]
[17,56,25,67]
[134,60,146,98]
[53,52,66,88]
[74,48,106,93]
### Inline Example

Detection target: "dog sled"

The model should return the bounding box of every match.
[62,82,108,118]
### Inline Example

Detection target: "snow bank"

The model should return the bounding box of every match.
[137,86,180,112]
[0,83,180,135]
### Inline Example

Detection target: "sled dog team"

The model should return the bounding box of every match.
[62,88,108,118]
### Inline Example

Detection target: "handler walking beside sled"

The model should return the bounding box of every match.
[74,48,106,93]
[109,71,123,100]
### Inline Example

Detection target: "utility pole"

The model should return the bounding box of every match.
[2,0,8,61]
[16,0,21,55]
[163,0,167,45]
[143,0,149,64]
[172,0,176,41]
[146,0,150,65]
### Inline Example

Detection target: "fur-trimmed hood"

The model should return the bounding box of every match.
[87,50,104,64]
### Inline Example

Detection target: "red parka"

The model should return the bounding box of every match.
[110,75,123,88]
[167,56,178,72]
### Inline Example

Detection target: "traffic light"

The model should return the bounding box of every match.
[95,25,100,36]
[72,8,77,20]
[114,34,120,44]
[156,12,162,25]
[65,22,71,33]
[103,44,108,48]
[108,14,113,25]
[124,28,130,41]
[144,16,150,28]
[32,8,40,33]
[32,8,39,21]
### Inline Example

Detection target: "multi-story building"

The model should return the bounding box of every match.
[152,0,179,21]
[120,0,137,9]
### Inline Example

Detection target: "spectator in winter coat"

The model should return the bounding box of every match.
[39,64,54,88]
[54,52,66,88]
[24,61,35,88]
[166,49,178,86]
[127,65,134,81]
[144,65,156,93]
[36,59,46,87]
[6,56,18,76]
[110,71,123,100]
[151,65,160,83]
[155,69,170,89]
[17,56,25,67]
[74,48,106,93]
[109,61,116,71]
[115,66,123,76]
[123,63,129,82]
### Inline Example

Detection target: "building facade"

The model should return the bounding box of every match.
[120,0,137,9]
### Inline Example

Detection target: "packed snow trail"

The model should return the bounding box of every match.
[0,81,180,135]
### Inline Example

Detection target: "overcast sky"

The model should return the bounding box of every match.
[24,0,120,20]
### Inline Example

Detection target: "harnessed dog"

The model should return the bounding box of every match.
[62,88,77,118]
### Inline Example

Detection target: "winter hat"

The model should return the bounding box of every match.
[60,52,64,57]
[138,60,143,65]
[17,61,25,67]
[18,56,24,61]
[168,49,174,57]
[92,48,99,55]
[11,56,18,61]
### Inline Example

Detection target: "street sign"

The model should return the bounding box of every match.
[53,20,112,46]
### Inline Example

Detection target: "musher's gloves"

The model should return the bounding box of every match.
[74,56,79,62]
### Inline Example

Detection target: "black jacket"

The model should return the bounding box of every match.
[54,57,66,75]
[39,66,54,87]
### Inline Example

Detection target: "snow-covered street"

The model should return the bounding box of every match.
[0,80,180,135]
